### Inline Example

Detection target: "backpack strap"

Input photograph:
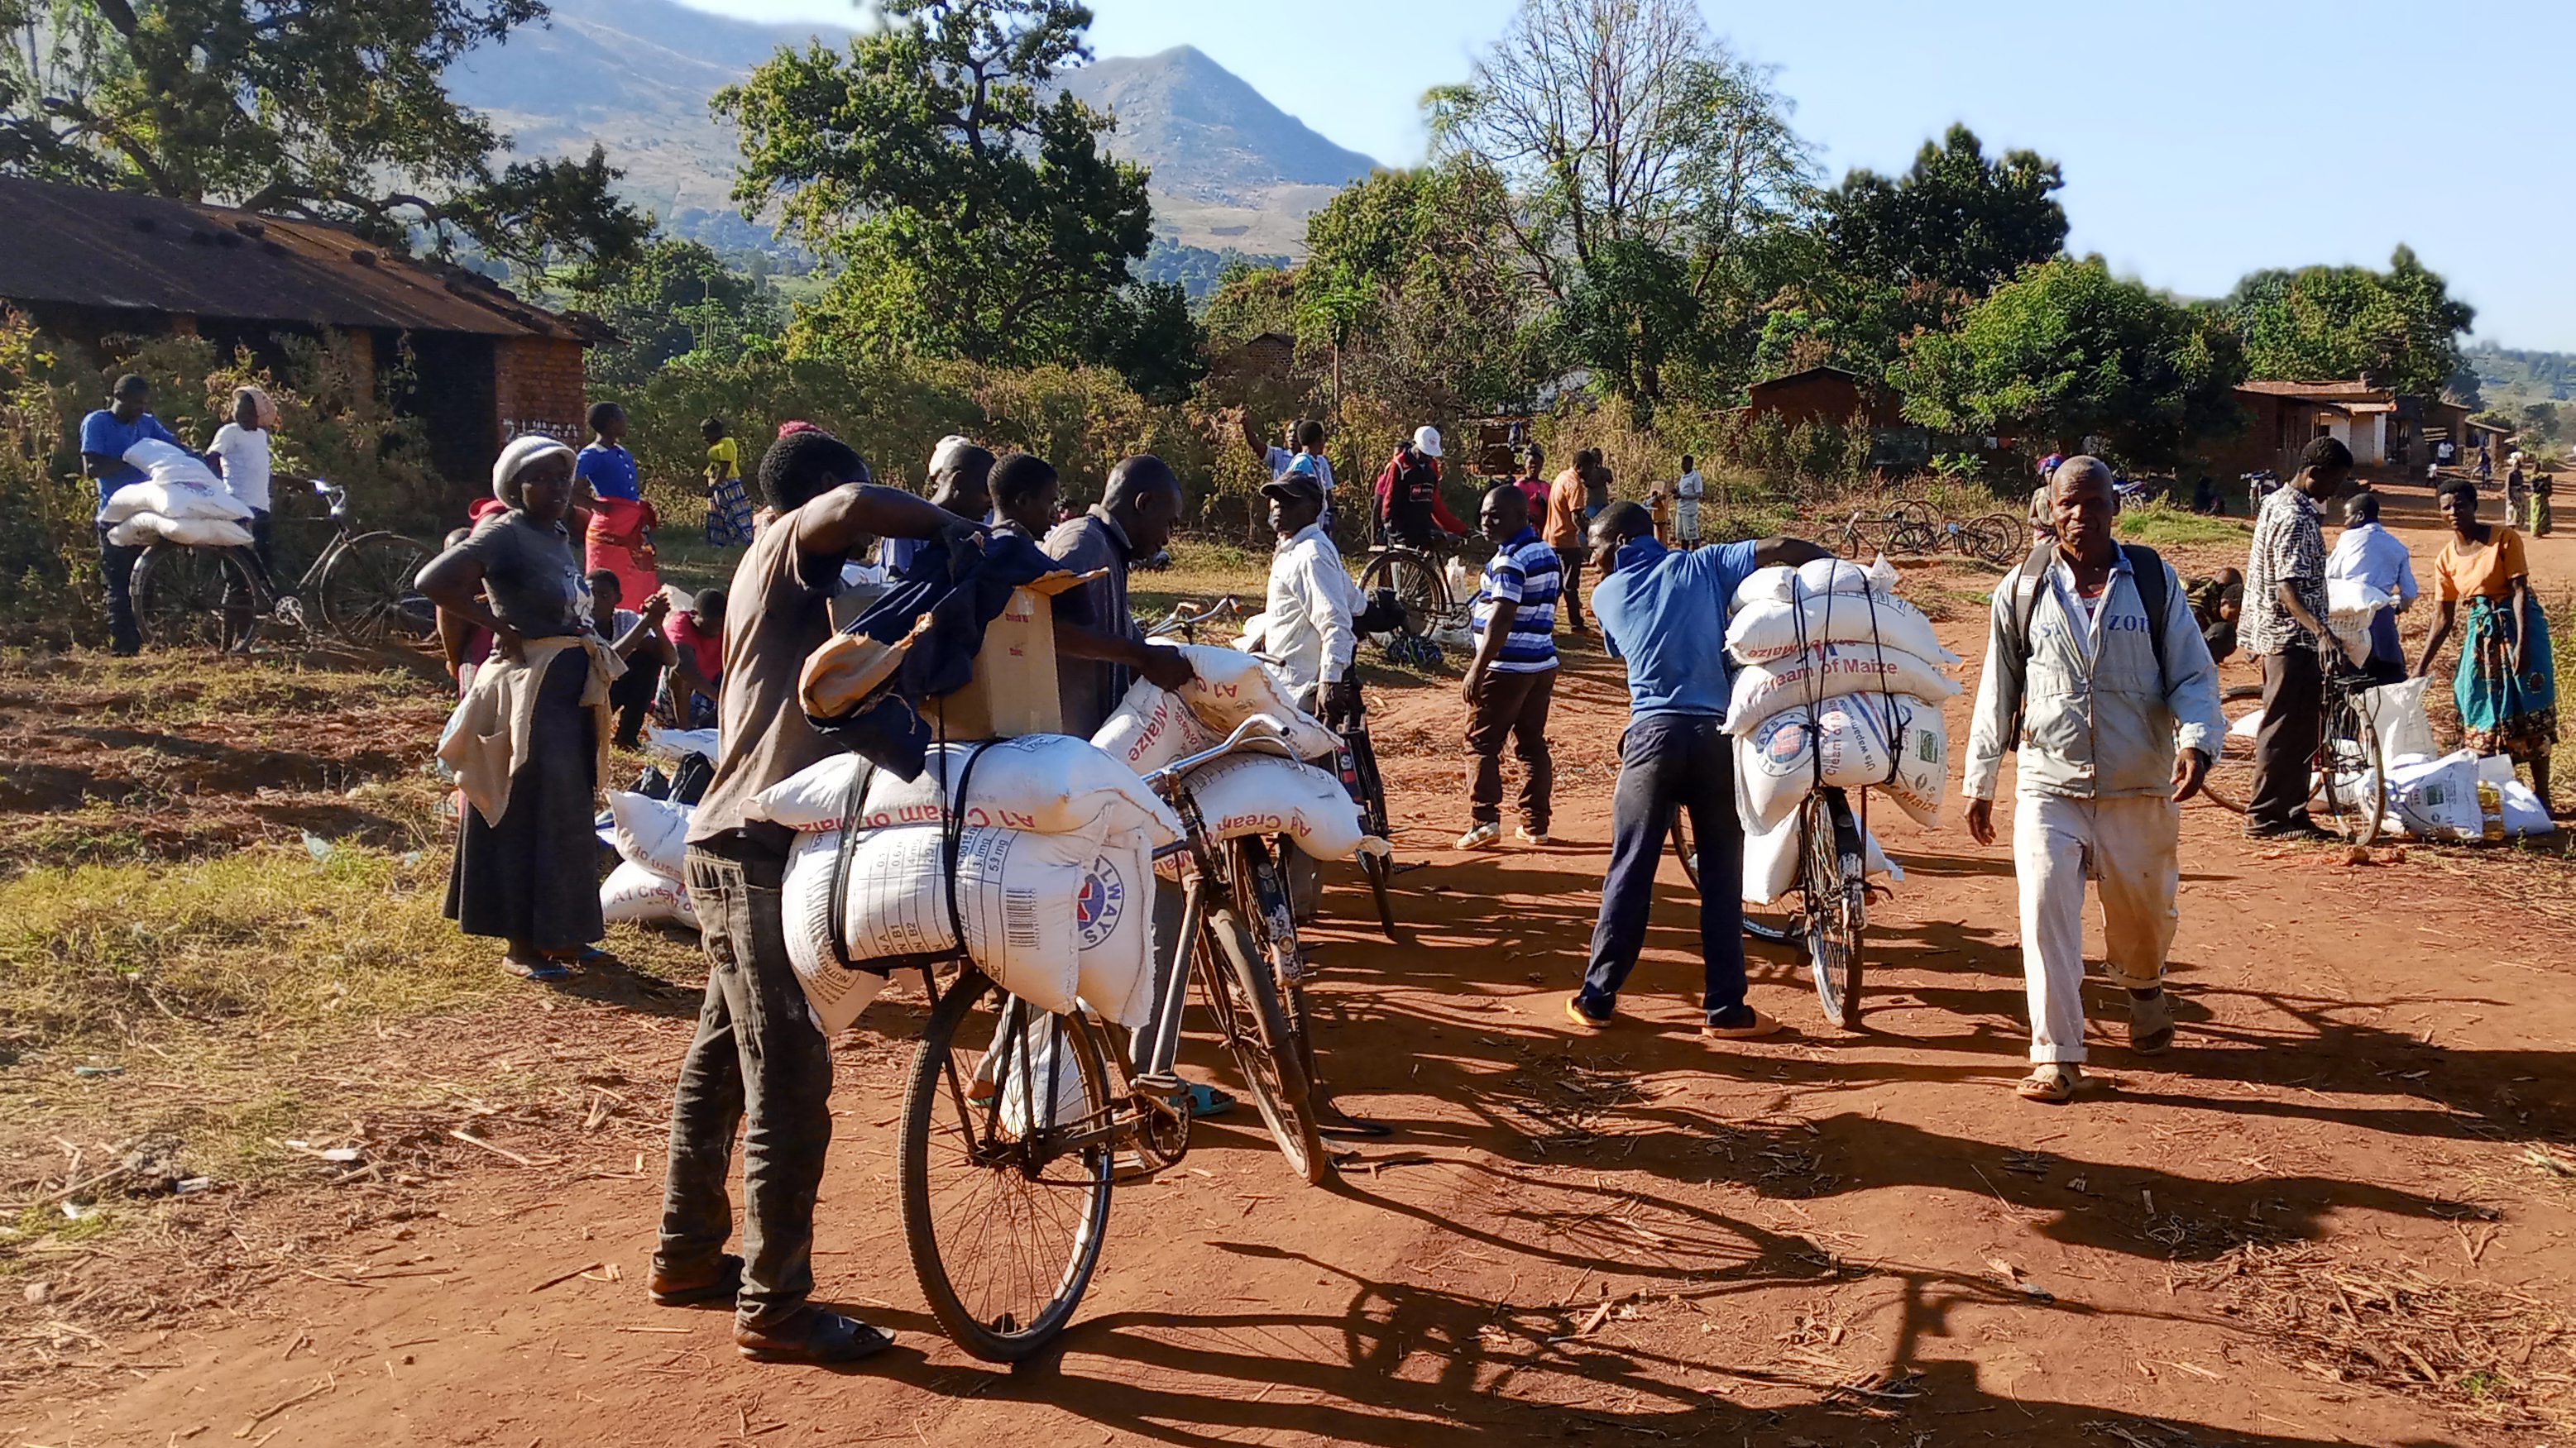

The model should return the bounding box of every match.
[1995,542,2055,750]
[2119,543,2171,696]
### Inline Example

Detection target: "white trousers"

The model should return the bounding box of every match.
[2012,791,2181,1064]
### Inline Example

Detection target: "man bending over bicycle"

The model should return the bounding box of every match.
[1568,503,1828,1042]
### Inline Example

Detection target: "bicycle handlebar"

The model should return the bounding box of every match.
[1143,712,1290,790]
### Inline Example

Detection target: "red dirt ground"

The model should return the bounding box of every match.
[9,471,2575,1448]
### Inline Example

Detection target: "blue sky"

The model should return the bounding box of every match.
[688,0,2574,351]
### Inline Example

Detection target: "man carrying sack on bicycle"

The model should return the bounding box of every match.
[1565,501,1829,1041]
[1961,457,2224,1103]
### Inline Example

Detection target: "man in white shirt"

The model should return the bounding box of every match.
[1673,454,1704,548]
[1256,457,1362,721]
[203,386,281,571]
[2325,490,2418,684]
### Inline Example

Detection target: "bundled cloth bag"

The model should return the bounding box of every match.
[1093,677,1223,775]
[747,735,1181,847]
[1177,753,1383,862]
[601,859,699,929]
[104,512,256,548]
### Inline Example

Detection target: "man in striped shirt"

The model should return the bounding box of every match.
[1458,483,1562,849]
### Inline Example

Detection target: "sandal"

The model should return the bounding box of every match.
[2014,1063,2080,1102]
[504,956,571,982]
[547,946,622,971]
[2128,990,2176,1055]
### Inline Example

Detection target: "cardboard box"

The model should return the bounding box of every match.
[926,578,1080,740]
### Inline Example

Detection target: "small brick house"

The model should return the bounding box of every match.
[1745,366,1903,428]
[2200,380,2397,479]
[0,174,607,505]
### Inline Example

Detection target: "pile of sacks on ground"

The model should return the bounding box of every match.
[2240,671,2557,842]
[742,643,1381,1035]
[96,440,256,547]
[1724,557,1960,902]
[600,790,701,929]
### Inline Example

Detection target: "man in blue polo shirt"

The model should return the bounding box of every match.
[1458,482,1561,849]
[79,373,183,657]
[1568,501,1828,1041]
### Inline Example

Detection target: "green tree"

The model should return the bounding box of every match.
[719,0,1160,381]
[1894,256,2246,466]
[2222,246,2474,398]
[0,0,647,276]
[1821,124,2066,299]
[576,238,787,390]
[1428,0,1813,405]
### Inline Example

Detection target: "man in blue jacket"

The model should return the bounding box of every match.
[1568,501,1829,1042]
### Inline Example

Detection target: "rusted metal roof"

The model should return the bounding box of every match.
[0,175,600,341]
[2237,379,2392,400]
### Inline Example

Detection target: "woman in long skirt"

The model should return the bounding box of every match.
[2415,477,2559,805]
[420,437,618,980]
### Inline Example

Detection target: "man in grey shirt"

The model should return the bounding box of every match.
[1042,453,1195,735]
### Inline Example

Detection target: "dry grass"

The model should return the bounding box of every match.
[2184,1241,2574,1431]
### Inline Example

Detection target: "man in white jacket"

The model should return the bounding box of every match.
[1961,458,2225,1102]
[1257,456,1363,720]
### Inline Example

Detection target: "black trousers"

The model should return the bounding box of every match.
[609,652,663,746]
[2249,647,2325,829]
[1578,714,1748,1024]
[97,523,142,655]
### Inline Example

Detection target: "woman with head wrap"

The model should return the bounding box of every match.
[420,436,628,981]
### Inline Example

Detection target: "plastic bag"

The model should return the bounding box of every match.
[608,791,692,880]
[1726,643,1959,736]
[1093,678,1223,776]
[641,724,721,764]
[97,443,244,523]
[2500,779,2556,836]
[1179,753,1378,862]
[2355,676,2437,767]
[1741,811,1900,906]
[2384,752,2482,840]
[600,858,698,929]
[748,736,1182,847]
[1726,591,1958,667]
[104,512,256,548]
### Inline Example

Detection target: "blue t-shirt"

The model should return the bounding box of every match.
[1589,537,1761,718]
[79,409,181,503]
[1472,526,1561,673]
[575,442,641,502]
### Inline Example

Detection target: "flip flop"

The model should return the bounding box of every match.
[504,957,571,982]
[1160,1082,1233,1119]
[2014,1064,2079,1102]
[547,947,622,971]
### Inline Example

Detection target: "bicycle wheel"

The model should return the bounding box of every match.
[316,530,435,644]
[2193,682,2267,814]
[1670,810,1701,891]
[1962,515,2023,566]
[132,544,261,652]
[1884,522,1938,557]
[1798,791,1864,1030]
[898,970,1116,1363]
[1357,550,1451,638]
[1196,843,1331,1185]
[2317,685,2385,846]
[1342,728,1400,937]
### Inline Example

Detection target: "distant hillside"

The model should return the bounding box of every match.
[452,3,1369,259]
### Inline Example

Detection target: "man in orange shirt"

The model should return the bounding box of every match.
[1545,447,1594,633]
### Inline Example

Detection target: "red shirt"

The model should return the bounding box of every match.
[668,608,723,683]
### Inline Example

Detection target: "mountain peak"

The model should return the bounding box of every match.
[1056,47,1380,208]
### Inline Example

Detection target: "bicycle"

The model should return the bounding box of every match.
[1669,786,1866,1025]
[1356,532,1470,649]
[2195,662,2385,844]
[1325,703,1402,939]
[896,714,1337,1363]
[1886,513,2021,566]
[1143,595,1244,647]
[131,478,434,651]
[1827,501,1938,561]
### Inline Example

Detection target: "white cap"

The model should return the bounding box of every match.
[1412,425,1442,459]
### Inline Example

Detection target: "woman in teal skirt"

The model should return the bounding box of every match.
[2416,478,2558,803]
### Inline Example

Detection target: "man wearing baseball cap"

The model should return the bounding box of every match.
[1257,457,1365,723]
[1377,425,1467,550]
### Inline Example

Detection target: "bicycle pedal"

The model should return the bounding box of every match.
[1130,1072,1182,1094]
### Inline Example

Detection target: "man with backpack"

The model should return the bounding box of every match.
[1961,458,2224,1102]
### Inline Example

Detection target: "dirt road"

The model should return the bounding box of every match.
[12,473,2575,1447]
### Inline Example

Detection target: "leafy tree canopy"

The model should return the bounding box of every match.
[720,0,1180,394]
[2222,246,2475,399]
[576,238,787,391]
[0,0,648,277]
[1894,256,2246,466]
[1821,124,2066,299]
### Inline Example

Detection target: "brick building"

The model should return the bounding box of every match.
[1744,366,1903,428]
[0,175,606,504]
[2199,380,2398,479]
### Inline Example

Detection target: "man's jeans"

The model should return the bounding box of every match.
[1578,714,1747,1025]
[97,523,141,656]
[2250,647,2325,829]
[658,843,834,1331]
